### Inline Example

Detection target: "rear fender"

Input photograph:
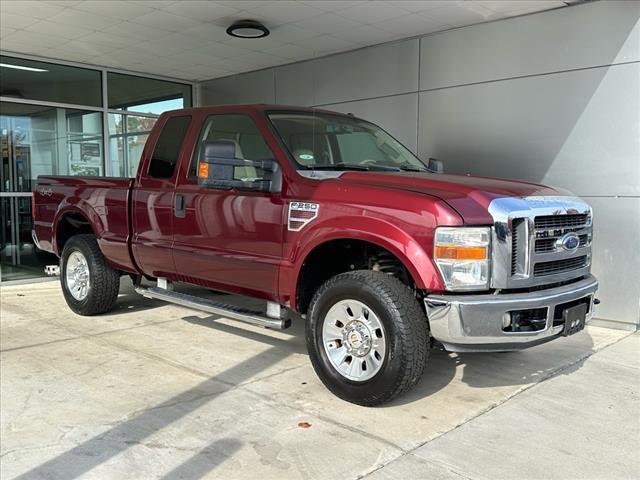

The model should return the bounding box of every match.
[52,201,103,255]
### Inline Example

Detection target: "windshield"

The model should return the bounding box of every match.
[267,112,428,172]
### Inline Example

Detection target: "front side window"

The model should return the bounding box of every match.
[189,114,274,183]
[268,112,427,172]
[148,115,191,179]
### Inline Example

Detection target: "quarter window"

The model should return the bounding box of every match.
[148,116,191,179]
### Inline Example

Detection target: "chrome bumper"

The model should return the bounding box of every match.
[425,275,598,352]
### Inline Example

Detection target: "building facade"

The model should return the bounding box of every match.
[0,53,193,281]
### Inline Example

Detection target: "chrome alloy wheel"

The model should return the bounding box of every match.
[322,299,386,382]
[66,251,90,301]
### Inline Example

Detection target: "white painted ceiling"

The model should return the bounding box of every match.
[0,0,570,82]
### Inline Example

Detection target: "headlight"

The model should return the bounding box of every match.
[434,227,490,291]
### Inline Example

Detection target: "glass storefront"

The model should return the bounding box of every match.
[1,103,104,191]
[0,55,192,281]
[107,72,191,114]
[108,113,155,178]
[0,55,102,107]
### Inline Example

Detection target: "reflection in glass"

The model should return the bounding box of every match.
[0,102,102,280]
[0,55,102,107]
[107,72,191,115]
[1,102,103,192]
[1,197,58,281]
[108,114,156,177]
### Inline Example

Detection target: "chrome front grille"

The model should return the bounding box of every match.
[489,196,593,289]
[534,255,588,276]
[510,218,522,275]
[535,233,589,253]
[534,214,589,229]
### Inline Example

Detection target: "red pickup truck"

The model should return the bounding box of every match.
[33,105,598,405]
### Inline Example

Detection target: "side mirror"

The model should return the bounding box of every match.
[427,157,444,173]
[198,140,279,193]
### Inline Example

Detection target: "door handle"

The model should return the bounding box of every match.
[174,194,186,218]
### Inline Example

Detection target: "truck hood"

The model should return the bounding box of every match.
[337,171,561,224]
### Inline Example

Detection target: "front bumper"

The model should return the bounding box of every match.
[425,275,598,352]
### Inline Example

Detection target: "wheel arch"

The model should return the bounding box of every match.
[289,217,440,313]
[53,205,102,255]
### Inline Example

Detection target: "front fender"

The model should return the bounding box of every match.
[284,215,445,310]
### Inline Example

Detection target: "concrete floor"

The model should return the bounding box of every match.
[1,279,638,480]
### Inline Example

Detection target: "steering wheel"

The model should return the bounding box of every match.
[360,159,378,165]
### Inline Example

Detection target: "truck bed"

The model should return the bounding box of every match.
[33,176,137,272]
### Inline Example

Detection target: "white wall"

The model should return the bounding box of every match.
[199,1,640,329]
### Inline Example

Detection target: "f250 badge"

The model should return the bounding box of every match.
[38,187,53,197]
[288,202,319,231]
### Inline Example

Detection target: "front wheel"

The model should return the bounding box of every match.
[61,234,120,315]
[306,270,429,406]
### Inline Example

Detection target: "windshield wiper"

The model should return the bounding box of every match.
[307,163,419,172]
[309,163,371,171]
[312,163,405,172]
[397,164,427,172]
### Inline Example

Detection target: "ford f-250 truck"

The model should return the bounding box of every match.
[33,105,598,406]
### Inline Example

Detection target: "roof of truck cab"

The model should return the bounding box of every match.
[163,104,355,117]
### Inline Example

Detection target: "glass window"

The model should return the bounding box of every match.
[108,114,156,177]
[107,72,192,115]
[1,102,103,192]
[1,101,100,281]
[1,196,59,281]
[189,114,274,182]
[268,112,427,172]
[148,116,191,179]
[0,55,102,107]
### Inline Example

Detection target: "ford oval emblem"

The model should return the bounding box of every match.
[557,232,580,252]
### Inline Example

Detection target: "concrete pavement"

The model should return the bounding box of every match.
[365,333,640,480]
[1,279,637,479]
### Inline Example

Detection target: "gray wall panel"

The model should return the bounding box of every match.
[311,39,419,105]
[275,61,317,106]
[418,63,640,197]
[319,93,419,152]
[419,0,640,91]
[200,68,275,106]
[587,197,640,325]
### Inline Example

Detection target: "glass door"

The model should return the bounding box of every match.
[0,103,101,281]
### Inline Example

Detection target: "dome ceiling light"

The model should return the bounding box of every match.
[226,20,270,39]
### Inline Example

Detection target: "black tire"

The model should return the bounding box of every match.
[306,270,429,406]
[60,234,120,315]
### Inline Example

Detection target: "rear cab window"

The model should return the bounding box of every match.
[148,115,192,179]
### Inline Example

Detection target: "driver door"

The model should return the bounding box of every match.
[172,113,284,300]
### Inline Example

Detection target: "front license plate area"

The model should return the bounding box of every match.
[562,303,588,336]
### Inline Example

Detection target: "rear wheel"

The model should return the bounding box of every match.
[306,270,429,406]
[61,234,120,315]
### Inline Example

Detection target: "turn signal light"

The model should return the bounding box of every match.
[198,162,209,179]
[434,245,487,260]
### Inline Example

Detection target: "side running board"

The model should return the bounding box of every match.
[135,286,291,330]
